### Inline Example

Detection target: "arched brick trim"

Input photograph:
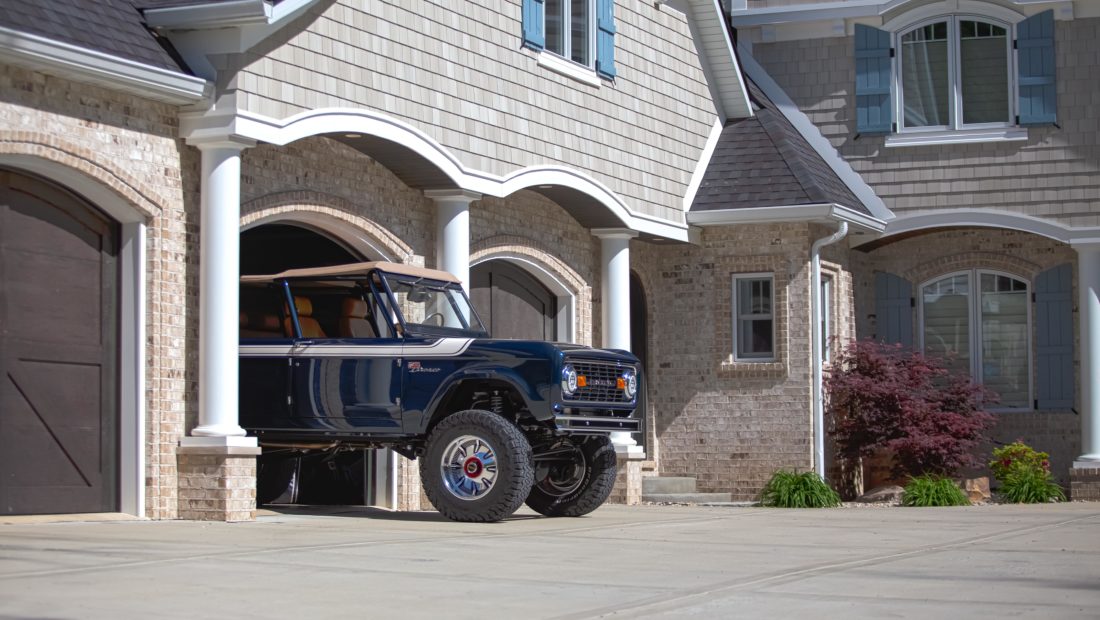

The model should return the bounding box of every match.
[907,251,1040,286]
[241,191,416,263]
[470,235,593,346]
[0,132,164,220]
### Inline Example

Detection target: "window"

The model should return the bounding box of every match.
[545,0,591,66]
[522,0,616,80]
[854,9,1057,143]
[920,270,1029,408]
[898,17,1011,131]
[734,275,775,361]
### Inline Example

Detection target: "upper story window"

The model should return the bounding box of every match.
[522,0,617,82]
[899,18,1011,130]
[855,7,1057,146]
[545,0,591,66]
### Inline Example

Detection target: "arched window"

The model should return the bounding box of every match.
[920,270,1030,408]
[898,16,1012,131]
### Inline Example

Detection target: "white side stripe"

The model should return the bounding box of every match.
[239,338,474,358]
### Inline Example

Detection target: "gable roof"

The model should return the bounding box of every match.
[692,78,868,215]
[0,0,184,71]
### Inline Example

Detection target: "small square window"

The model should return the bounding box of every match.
[733,275,775,361]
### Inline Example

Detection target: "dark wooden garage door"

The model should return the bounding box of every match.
[471,261,557,340]
[0,170,119,515]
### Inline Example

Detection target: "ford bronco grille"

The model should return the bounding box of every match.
[565,360,634,404]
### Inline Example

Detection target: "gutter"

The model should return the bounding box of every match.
[0,26,209,105]
[687,202,886,234]
[810,222,848,481]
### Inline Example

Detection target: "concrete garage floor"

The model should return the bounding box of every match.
[1,503,1098,619]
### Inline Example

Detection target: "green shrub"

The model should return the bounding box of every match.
[989,440,1065,504]
[901,475,970,507]
[999,467,1066,504]
[990,441,1049,481]
[760,470,841,508]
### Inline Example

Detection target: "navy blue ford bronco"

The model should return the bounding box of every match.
[239,262,640,522]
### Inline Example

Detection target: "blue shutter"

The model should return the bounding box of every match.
[875,272,913,348]
[596,0,616,80]
[1017,10,1057,126]
[1035,263,1074,409]
[854,24,893,135]
[523,0,545,50]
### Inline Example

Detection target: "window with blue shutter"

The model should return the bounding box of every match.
[874,272,913,348]
[1017,9,1057,126]
[522,0,545,51]
[596,0,616,80]
[855,24,893,135]
[1035,263,1074,409]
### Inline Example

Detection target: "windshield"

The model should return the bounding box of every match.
[387,277,487,336]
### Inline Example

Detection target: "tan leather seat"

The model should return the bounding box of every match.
[339,298,375,338]
[285,296,325,338]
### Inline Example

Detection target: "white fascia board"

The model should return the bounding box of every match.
[885,209,1100,245]
[0,26,208,104]
[686,0,753,121]
[737,45,893,222]
[688,203,886,233]
[682,117,724,212]
[145,0,319,30]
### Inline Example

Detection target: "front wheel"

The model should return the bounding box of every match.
[420,410,534,522]
[525,436,617,517]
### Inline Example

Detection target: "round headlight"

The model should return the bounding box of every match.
[561,364,578,396]
[623,369,638,399]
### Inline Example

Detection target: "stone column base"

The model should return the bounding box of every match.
[1069,463,1100,501]
[607,448,645,505]
[177,438,262,522]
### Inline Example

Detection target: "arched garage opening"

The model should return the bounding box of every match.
[471,260,558,341]
[0,169,119,514]
[240,220,398,509]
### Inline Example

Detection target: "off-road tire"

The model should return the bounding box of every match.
[525,436,617,517]
[420,410,534,522]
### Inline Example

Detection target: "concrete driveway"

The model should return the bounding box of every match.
[1,502,1097,619]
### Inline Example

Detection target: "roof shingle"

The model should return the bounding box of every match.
[692,78,868,215]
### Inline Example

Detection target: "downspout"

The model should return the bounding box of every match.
[811,221,848,480]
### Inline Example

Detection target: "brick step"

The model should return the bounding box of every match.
[642,476,697,494]
[642,492,733,504]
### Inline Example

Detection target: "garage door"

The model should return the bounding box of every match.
[471,261,557,340]
[0,169,119,514]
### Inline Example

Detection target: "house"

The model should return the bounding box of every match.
[722,0,1100,496]
[0,0,1094,521]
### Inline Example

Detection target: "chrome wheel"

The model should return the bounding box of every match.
[441,434,498,500]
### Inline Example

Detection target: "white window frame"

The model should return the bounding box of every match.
[732,273,776,362]
[917,269,1033,411]
[895,15,1015,134]
[542,0,596,70]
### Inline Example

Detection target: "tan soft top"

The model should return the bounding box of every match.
[240,261,461,284]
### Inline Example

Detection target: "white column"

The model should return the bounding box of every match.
[1076,243,1100,465]
[595,228,641,454]
[189,142,252,441]
[426,190,481,291]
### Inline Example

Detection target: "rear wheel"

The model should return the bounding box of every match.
[525,436,617,517]
[421,410,534,522]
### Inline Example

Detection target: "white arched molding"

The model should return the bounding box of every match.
[0,154,151,519]
[240,200,416,264]
[881,1,1025,31]
[470,250,584,345]
[881,210,1100,245]
[181,108,692,242]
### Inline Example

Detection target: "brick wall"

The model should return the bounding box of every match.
[852,228,1081,485]
[0,65,191,519]
[634,223,840,500]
